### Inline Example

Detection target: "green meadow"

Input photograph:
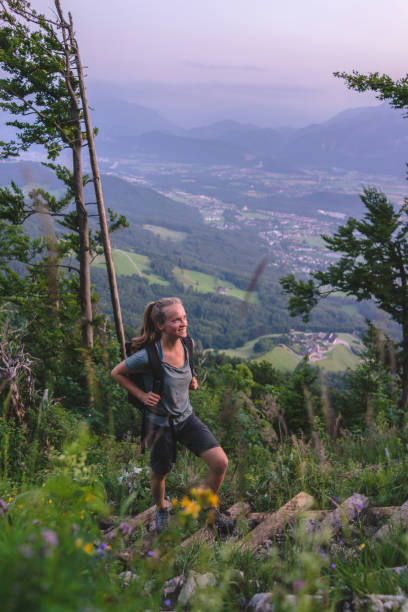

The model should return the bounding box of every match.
[173,266,259,302]
[92,250,257,301]
[92,249,169,285]
[142,224,187,242]
[222,332,363,373]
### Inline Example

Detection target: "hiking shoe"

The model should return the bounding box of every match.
[156,508,170,533]
[206,508,234,535]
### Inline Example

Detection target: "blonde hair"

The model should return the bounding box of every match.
[131,297,182,353]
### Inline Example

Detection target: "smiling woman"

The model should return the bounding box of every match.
[111,297,233,534]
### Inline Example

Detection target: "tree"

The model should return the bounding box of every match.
[280,188,408,409]
[0,0,127,354]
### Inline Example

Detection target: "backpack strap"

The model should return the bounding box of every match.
[145,342,164,395]
[182,335,195,377]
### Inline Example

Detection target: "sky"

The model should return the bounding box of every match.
[32,0,408,127]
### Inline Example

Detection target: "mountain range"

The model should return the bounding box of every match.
[88,94,408,176]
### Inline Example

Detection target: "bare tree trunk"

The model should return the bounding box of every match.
[55,0,93,351]
[69,15,126,358]
[72,141,93,350]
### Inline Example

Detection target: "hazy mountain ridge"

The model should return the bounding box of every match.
[86,95,408,176]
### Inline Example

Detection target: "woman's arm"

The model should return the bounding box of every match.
[111,361,161,407]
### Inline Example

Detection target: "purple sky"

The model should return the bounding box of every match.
[33,0,408,126]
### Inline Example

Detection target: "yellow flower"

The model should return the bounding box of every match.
[171,497,178,507]
[180,496,200,519]
[358,543,365,551]
[8,497,13,502]
[84,493,95,503]
[83,542,94,555]
[17,504,23,509]
[48,499,53,504]
[75,538,83,548]
[190,486,219,509]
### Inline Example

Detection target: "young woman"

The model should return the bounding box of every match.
[111,297,231,533]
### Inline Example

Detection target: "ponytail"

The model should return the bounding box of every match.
[130,297,182,353]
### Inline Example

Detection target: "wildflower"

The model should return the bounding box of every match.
[164,600,172,607]
[85,493,95,503]
[75,538,84,548]
[19,545,33,558]
[339,540,344,546]
[331,563,336,569]
[293,580,306,592]
[42,529,58,548]
[0,499,8,515]
[320,550,326,558]
[147,551,153,557]
[106,529,117,541]
[119,521,131,536]
[241,598,247,604]
[96,542,111,558]
[171,497,178,507]
[17,504,23,509]
[83,542,94,555]
[334,497,339,503]
[8,497,13,503]
[180,497,200,519]
[48,499,53,504]
[358,543,365,551]
[32,519,40,525]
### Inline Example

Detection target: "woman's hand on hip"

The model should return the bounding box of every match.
[189,376,198,390]
[142,391,161,406]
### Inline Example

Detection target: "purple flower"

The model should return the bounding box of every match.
[119,521,131,536]
[293,580,306,592]
[334,497,339,503]
[241,598,247,604]
[331,563,336,569]
[41,529,58,548]
[310,520,316,525]
[96,542,110,557]
[147,550,153,557]
[32,519,40,525]
[19,545,33,558]
[0,499,8,515]
[339,540,344,546]
[164,599,172,607]
[320,550,326,558]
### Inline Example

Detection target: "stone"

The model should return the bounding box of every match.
[177,571,216,607]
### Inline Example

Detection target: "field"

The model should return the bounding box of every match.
[222,332,363,372]
[173,266,259,302]
[92,249,257,301]
[142,224,187,242]
[92,249,168,285]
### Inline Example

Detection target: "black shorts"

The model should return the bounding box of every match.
[148,413,219,475]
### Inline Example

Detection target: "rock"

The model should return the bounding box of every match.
[177,571,216,607]
[248,593,274,611]
[163,574,184,598]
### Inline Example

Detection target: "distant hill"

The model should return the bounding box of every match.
[91,101,408,177]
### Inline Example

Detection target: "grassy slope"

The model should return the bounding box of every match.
[223,333,363,372]
[142,224,187,241]
[92,249,258,301]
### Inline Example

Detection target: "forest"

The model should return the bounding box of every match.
[2,1,408,611]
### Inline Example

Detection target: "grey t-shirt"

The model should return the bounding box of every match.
[125,340,193,427]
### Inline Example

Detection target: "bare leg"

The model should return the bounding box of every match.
[150,470,168,509]
[200,446,228,493]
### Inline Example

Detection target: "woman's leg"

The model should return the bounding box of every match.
[150,470,169,509]
[200,446,228,493]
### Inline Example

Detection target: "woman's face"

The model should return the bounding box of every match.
[158,303,188,339]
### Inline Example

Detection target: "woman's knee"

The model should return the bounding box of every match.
[206,447,228,475]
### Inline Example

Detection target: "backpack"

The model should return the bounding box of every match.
[125,336,195,452]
